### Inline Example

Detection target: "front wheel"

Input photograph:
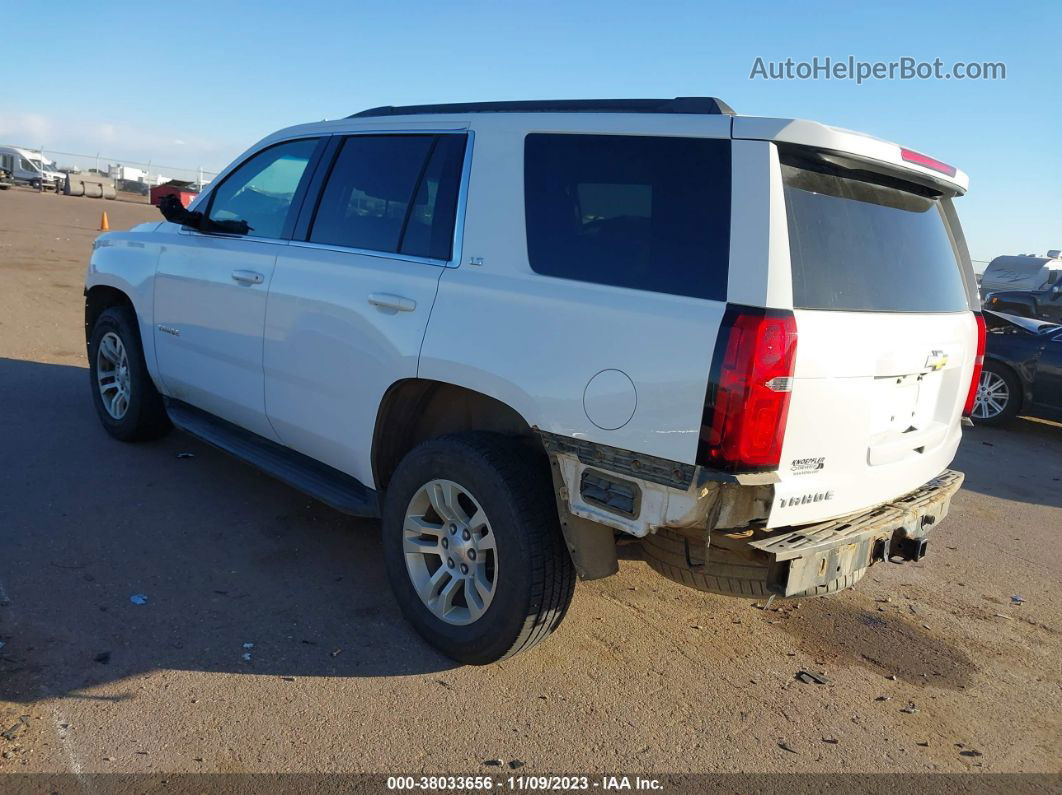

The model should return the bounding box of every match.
[381,433,575,664]
[88,305,171,441]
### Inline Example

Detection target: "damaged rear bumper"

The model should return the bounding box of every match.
[750,469,964,596]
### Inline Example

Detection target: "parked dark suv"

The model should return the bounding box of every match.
[985,281,1062,324]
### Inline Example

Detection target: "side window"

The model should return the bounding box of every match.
[207,138,318,239]
[400,135,466,260]
[524,134,731,301]
[309,134,465,260]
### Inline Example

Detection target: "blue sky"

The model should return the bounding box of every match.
[2,0,1058,262]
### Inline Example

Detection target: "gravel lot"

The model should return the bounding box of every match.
[1,187,1059,778]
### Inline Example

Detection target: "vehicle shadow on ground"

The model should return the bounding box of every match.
[0,358,457,706]
[956,418,1062,509]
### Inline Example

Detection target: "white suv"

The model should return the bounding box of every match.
[84,98,983,663]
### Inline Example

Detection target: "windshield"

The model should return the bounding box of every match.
[24,158,57,174]
[782,155,969,313]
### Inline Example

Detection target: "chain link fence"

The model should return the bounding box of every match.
[1,143,219,202]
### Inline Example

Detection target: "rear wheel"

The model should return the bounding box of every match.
[972,360,1021,426]
[381,433,575,664]
[88,305,171,441]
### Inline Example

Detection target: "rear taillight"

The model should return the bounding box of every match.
[698,306,798,471]
[963,312,986,417]
[900,147,957,177]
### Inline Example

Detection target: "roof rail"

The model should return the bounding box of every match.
[349,97,735,119]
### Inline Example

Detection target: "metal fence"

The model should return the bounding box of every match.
[2,143,219,196]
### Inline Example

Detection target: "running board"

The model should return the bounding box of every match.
[165,400,380,518]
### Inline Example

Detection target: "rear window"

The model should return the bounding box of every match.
[783,157,968,312]
[524,134,730,301]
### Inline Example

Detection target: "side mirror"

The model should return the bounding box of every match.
[157,194,250,236]
[158,193,198,227]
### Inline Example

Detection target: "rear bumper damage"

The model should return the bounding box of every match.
[541,431,963,595]
[750,469,964,596]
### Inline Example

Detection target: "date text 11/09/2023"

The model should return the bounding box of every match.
[386,775,664,791]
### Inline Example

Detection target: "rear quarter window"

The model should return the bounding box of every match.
[524,134,730,301]
[782,157,969,313]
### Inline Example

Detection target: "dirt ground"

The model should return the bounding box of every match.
[0,187,1060,780]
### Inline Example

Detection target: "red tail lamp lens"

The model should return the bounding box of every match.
[963,312,986,417]
[699,307,798,471]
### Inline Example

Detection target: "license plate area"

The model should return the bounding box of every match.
[870,373,921,436]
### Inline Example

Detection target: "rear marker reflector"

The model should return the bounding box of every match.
[900,147,957,177]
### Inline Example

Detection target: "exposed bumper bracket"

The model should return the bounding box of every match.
[750,470,964,596]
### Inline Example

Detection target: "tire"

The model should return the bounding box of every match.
[642,527,865,599]
[381,433,576,664]
[972,360,1021,426]
[88,305,171,442]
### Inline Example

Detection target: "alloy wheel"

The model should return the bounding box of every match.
[402,479,498,626]
[973,369,1009,420]
[96,331,131,420]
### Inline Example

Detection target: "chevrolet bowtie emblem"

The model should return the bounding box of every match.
[925,350,949,371]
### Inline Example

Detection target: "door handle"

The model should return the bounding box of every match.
[231,269,264,285]
[368,293,417,312]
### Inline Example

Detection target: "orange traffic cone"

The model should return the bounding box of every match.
[99,211,109,232]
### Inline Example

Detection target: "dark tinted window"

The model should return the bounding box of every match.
[524,134,730,300]
[783,159,968,312]
[400,135,466,260]
[208,138,318,239]
[310,134,465,259]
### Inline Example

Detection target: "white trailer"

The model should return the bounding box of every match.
[980,254,1062,296]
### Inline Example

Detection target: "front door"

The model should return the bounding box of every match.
[153,137,320,439]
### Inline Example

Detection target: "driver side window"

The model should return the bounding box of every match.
[207,138,318,239]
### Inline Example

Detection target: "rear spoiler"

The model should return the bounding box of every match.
[733,116,968,196]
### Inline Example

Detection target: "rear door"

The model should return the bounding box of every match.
[768,152,976,527]
[263,132,468,486]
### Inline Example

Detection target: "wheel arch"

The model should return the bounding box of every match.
[85,285,135,350]
[371,379,540,492]
[84,282,164,388]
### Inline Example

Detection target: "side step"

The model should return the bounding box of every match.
[166,400,380,518]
